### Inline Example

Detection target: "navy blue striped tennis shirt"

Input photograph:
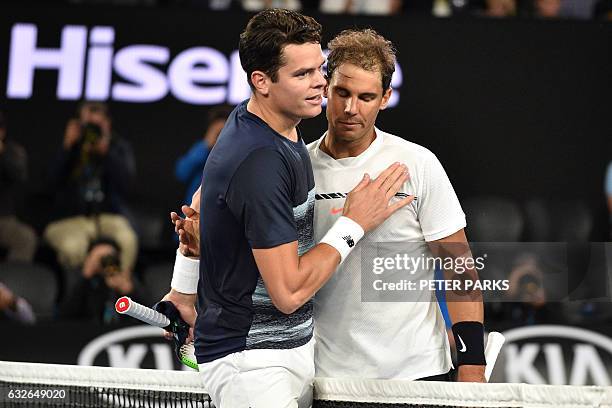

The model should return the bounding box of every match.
[195,100,315,364]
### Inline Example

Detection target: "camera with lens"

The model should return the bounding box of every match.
[100,253,121,277]
[518,274,541,296]
[80,122,103,147]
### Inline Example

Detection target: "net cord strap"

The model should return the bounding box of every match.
[0,361,207,395]
[2,361,612,407]
[314,377,612,408]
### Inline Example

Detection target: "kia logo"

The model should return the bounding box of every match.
[502,325,612,385]
[78,325,195,371]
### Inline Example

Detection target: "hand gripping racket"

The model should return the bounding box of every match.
[115,296,198,370]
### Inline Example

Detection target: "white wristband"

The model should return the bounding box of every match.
[170,249,200,294]
[319,216,364,264]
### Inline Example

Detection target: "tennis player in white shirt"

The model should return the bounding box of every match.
[308,28,486,382]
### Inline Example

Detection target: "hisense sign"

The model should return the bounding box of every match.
[5,23,403,106]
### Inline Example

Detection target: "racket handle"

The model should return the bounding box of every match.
[115,296,170,328]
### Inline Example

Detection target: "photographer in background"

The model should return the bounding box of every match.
[58,237,148,323]
[503,254,551,325]
[44,102,138,277]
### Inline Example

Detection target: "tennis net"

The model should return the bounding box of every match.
[1,361,611,407]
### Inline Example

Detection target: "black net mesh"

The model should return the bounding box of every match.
[0,380,498,408]
[0,381,213,408]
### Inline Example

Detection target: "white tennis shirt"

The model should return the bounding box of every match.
[308,128,466,380]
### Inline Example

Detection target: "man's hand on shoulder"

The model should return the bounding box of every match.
[343,162,413,232]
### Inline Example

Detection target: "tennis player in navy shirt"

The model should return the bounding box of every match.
[164,9,413,408]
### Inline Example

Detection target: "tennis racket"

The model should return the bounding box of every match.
[115,296,198,370]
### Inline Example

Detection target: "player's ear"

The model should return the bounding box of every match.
[251,70,270,96]
[379,87,393,110]
[323,82,329,98]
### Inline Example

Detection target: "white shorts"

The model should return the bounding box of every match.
[199,337,315,408]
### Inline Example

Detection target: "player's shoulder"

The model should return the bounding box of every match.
[306,137,320,154]
[378,129,437,162]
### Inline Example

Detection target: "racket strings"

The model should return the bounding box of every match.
[179,342,198,370]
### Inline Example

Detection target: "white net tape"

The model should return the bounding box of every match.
[2,361,612,407]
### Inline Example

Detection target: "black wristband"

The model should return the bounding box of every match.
[451,321,486,366]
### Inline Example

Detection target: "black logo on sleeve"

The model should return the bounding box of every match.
[342,235,355,248]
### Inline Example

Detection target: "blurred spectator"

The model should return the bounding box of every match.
[532,0,561,18]
[241,0,302,11]
[189,0,238,9]
[175,105,231,206]
[44,102,138,274]
[483,0,517,17]
[320,0,403,15]
[58,237,148,323]
[594,0,612,19]
[67,0,156,5]
[558,0,597,19]
[0,282,36,324]
[448,0,477,15]
[432,0,451,16]
[0,110,38,263]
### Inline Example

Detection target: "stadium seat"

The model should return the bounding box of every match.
[131,211,166,252]
[523,199,551,241]
[549,199,593,242]
[142,262,174,302]
[523,198,593,242]
[463,196,524,242]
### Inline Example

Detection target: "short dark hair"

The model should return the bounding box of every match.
[239,8,322,90]
[0,110,5,129]
[327,29,396,93]
[77,101,110,119]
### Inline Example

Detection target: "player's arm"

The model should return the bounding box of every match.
[163,187,201,342]
[428,229,486,382]
[169,157,412,314]
[253,162,412,314]
[171,185,200,258]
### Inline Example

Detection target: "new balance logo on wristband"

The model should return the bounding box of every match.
[342,235,355,248]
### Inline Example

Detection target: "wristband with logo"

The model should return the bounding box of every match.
[170,249,200,294]
[319,216,364,264]
[452,321,486,366]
